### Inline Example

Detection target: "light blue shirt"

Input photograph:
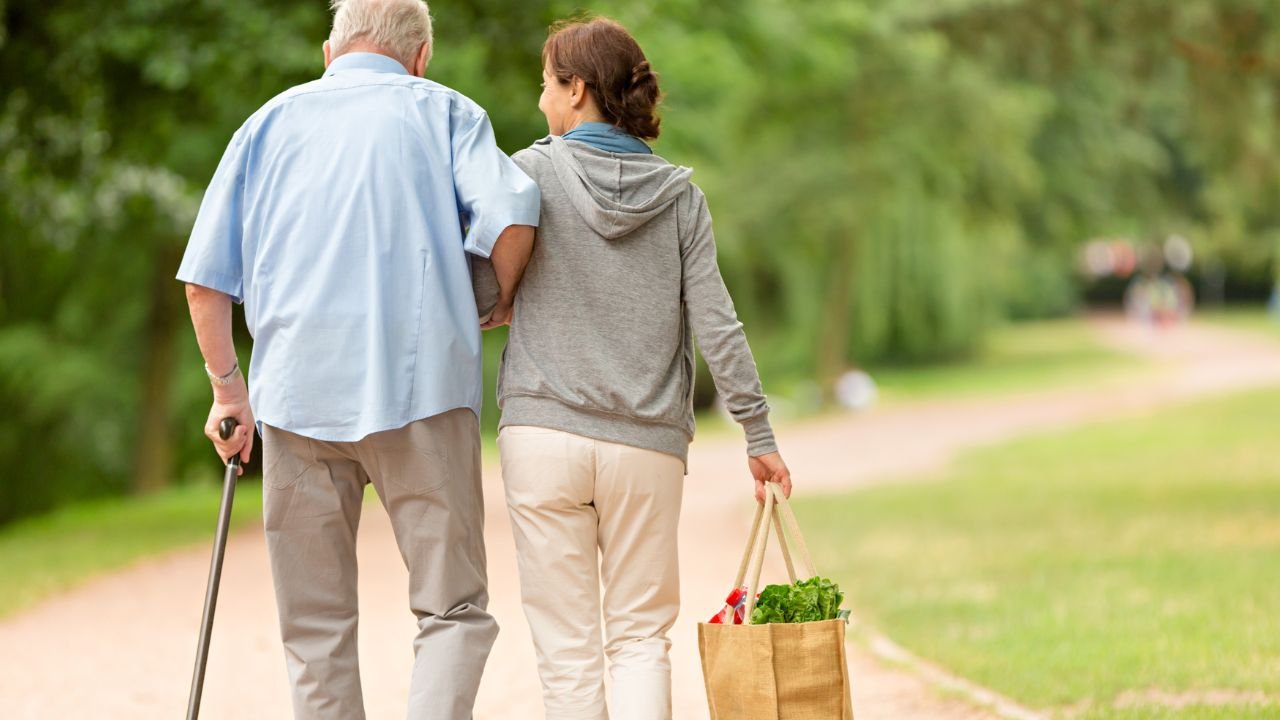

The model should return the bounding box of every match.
[177,53,540,441]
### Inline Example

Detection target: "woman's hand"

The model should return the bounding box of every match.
[481,300,513,330]
[749,451,792,503]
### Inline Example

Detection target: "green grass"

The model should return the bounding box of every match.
[798,388,1280,719]
[1071,707,1280,720]
[868,318,1145,403]
[1199,305,1280,336]
[0,481,263,619]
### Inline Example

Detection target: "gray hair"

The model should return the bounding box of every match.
[329,0,433,70]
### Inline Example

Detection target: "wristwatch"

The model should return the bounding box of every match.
[204,362,241,387]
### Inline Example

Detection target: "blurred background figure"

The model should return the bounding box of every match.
[834,370,878,413]
[1084,236,1198,328]
[1120,237,1196,328]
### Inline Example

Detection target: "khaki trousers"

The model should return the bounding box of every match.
[261,408,496,720]
[497,426,685,720]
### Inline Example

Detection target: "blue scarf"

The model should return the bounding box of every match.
[561,121,652,155]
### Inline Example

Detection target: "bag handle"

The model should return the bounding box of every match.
[770,483,818,580]
[772,504,798,582]
[743,486,775,620]
[741,483,820,620]
[732,495,767,589]
[733,490,794,591]
[734,486,806,587]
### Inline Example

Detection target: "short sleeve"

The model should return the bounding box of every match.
[176,130,249,303]
[452,112,540,258]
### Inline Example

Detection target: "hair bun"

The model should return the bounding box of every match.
[630,60,654,88]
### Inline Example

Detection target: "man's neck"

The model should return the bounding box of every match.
[332,45,412,74]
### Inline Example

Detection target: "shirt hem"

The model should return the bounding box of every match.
[256,403,480,443]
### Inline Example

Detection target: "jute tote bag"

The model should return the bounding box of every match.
[698,484,854,720]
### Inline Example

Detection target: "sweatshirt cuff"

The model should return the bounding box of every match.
[741,413,778,457]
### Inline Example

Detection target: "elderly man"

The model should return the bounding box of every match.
[176,0,538,717]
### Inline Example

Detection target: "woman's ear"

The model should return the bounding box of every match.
[570,76,588,109]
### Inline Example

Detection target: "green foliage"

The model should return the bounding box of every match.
[0,0,327,520]
[749,576,844,625]
[588,0,1280,372]
[4,0,1280,523]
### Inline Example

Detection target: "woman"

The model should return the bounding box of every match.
[483,16,792,720]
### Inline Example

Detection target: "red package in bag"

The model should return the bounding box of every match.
[707,586,750,624]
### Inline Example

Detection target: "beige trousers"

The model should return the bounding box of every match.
[261,408,496,720]
[497,426,685,720]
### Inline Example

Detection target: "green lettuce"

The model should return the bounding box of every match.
[749,576,845,624]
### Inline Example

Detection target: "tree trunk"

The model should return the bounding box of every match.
[815,233,857,391]
[133,243,182,494]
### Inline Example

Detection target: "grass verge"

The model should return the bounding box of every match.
[868,317,1145,404]
[0,481,263,619]
[798,388,1280,718]
[1198,305,1280,337]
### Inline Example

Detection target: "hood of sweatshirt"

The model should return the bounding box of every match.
[526,135,694,240]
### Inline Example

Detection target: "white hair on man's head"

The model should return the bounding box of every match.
[329,0,433,70]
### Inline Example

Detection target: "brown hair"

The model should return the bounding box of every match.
[542,17,662,140]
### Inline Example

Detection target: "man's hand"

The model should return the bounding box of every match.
[480,300,513,330]
[204,376,255,475]
[749,451,792,503]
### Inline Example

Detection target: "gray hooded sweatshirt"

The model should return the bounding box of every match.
[475,135,776,465]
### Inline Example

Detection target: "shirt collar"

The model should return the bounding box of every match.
[561,122,653,155]
[324,52,411,78]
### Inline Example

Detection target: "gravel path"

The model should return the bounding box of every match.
[3,316,1279,719]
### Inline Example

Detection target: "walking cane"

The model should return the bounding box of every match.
[186,417,242,720]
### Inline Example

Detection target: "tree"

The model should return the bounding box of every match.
[0,0,327,518]
[3,0,1277,523]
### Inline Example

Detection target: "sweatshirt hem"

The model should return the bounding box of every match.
[500,395,692,467]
